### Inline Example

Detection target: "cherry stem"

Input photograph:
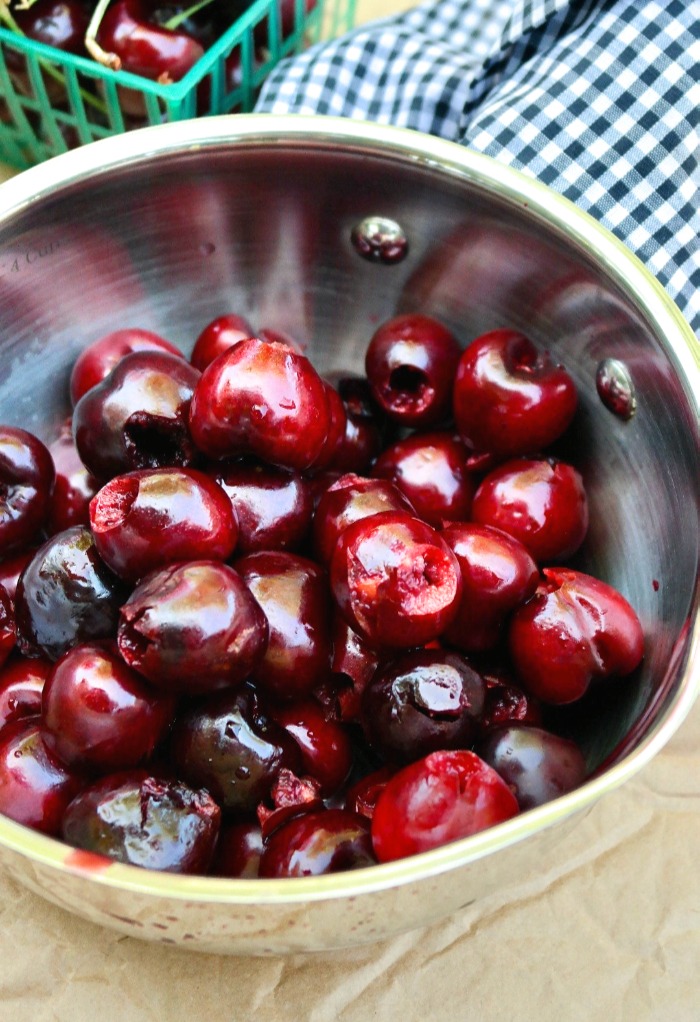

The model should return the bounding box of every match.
[84,0,121,71]
[163,0,216,32]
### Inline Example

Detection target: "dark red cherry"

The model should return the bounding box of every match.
[211,458,313,555]
[479,664,543,733]
[0,654,50,729]
[308,382,348,472]
[361,649,485,763]
[371,432,476,526]
[0,719,84,835]
[259,808,376,877]
[453,329,578,458]
[256,768,323,839]
[189,313,254,372]
[476,725,587,810]
[171,684,302,814]
[61,772,220,873]
[235,551,331,701]
[96,0,205,82]
[210,822,264,878]
[508,567,644,705]
[69,328,183,406]
[15,526,126,662]
[90,467,238,581]
[42,644,176,772]
[73,351,200,481]
[344,766,395,820]
[471,458,589,563]
[48,418,100,534]
[313,473,415,564]
[330,510,462,649]
[371,749,519,862]
[326,373,383,474]
[365,313,461,427]
[0,426,55,553]
[441,523,539,652]
[14,0,90,53]
[117,561,268,695]
[323,613,380,722]
[271,699,353,796]
[0,548,36,605]
[188,338,332,470]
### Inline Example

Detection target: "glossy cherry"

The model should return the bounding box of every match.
[330,510,462,649]
[14,526,126,662]
[361,649,485,764]
[211,458,313,555]
[96,0,205,82]
[322,613,380,722]
[326,373,383,474]
[471,458,589,563]
[0,719,84,835]
[308,382,348,473]
[69,328,183,406]
[271,699,353,796]
[453,329,578,458]
[313,473,415,564]
[90,467,238,581]
[61,772,220,873]
[476,724,587,810]
[14,0,90,54]
[365,313,461,427]
[188,338,332,470]
[259,808,376,877]
[508,567,644,704]
[48,418,100,534]
[0,548,36,606]
[0,426,55,553]
[235,551,332,701]
[344,766,395,820]
[371,749,519,863]
[189,313,254,372]
[73,351,200,481]
[371,431,476,526]
[42,644,176,772]
[0,585,15,671]
[0,654,50,729]
[479,664,543,733]
[171,684,301,814]
[441,523,539,652]
[117,560,268,694]
[210,822,264,878]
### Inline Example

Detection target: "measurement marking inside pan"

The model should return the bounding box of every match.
[0,238,63,278]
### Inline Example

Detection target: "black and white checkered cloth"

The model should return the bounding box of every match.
[256,0,700,336]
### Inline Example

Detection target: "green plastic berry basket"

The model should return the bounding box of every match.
[0,0,356,169]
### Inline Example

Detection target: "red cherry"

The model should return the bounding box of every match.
[188,339,332,470]
[210,822,264,878]
[329,510,462,649]
[117,561,268,695]
[259,808,376,878]
[453,329,577,458]
[441,523,539,652]
[508,567,645,704]
[0,426,55,553]
[90,467,238,581]
[365,313,461,426]
[42,644,176,772]
[371,431,476,526]
[0,719,84,835]
[371,749,519,862]
[313,473,415,564]
[48,418,100,534]
[271,699,353,796]
[235,551,332,701]
[70,328,183,405]
[471,458,589,563]
[189,313,254,372]
[96,0,204,82]
[476,725,587,810]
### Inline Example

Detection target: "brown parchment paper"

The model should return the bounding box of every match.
[0,2,698,1018]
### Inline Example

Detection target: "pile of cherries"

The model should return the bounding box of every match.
[0,310,644,878]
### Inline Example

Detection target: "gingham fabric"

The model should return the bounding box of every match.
[256,0,700,335]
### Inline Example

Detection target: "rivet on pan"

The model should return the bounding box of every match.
[350,216,408,264]
[595,358,637,420]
